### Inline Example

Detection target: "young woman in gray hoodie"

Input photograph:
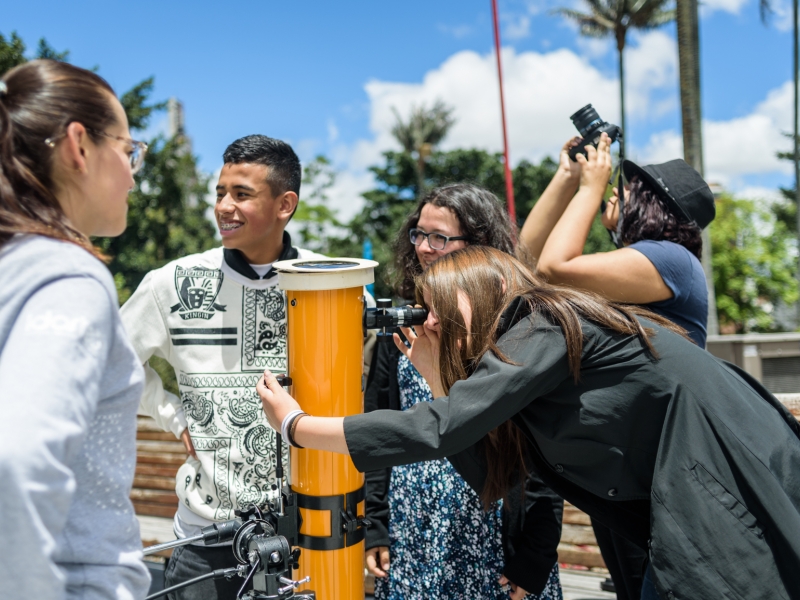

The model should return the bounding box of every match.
[0,60,150,599]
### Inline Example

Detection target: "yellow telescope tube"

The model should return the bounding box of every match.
[275,258,377,600]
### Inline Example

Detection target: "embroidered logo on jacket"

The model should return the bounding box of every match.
[242,287,287,371]
[171,267,227,320]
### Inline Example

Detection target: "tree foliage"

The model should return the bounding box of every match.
[96,135,216,303]
[710,194,799,333]
[0,31,70,74]
[0,31,217,305]
[391,100,456,197]
[776,137,799,235]
[322,148,613,298]
[292,155,342,254]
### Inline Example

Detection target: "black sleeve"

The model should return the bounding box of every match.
[501,471,563,595]
[344,320,570,472]
[363,341,400,549]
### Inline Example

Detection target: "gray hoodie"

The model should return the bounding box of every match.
[0,235,150,600]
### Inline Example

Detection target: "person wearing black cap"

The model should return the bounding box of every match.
[519,133,716,599]
[520,133,715,349]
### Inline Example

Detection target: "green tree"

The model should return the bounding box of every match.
[711,194,799,333]
[761,0,800,323]
[391,101,456,197]
[555,0,675,138]
[0,31,218,305]
[0,31,70,74]
[96,134,216,303]
[329,148,613,297]
[293,155,342,254]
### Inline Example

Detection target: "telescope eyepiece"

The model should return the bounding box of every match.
[364,300,428,341]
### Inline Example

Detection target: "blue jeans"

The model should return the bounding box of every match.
[165,544,248,600]
[640,563,661,600]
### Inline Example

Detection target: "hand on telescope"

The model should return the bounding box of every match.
[258,370,349,454]
[575,132,612,198]
[394,323,446,398]
[258,370,302,432]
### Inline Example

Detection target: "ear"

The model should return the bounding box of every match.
[57,121,91,174]
[500,276,507,294]
[277,190,299,220]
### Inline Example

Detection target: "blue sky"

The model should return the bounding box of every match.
[5,0,796,219]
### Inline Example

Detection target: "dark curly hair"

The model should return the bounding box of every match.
[391,183,516,298]
[620,176,703,259]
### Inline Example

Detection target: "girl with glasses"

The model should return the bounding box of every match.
[0,60,150,599]
[363,184,563,600]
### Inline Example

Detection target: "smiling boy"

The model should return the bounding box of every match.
[121,135,331,599]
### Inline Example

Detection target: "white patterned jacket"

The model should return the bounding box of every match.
[122,238,334,524]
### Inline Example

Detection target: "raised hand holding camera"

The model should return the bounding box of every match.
[575,132,613,197]
[567,104,622,161]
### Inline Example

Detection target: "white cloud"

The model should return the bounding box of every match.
[437,23,474,39]
[327,119,339,144]
[576,36,612,59]
[325,31,679,218]
[766,0,795,32]
[737,186,787,204]
[700,0,750,16]
[639,80,793,190]
[504,15,532,40]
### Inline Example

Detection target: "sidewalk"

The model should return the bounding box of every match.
[560,569,617,600]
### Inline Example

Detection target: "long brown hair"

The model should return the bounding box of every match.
[416,245,689,507]
[0,60,119,258]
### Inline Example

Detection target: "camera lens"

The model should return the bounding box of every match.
[570,104,604,138]
[393,307,428,327]
[363,305,429,330]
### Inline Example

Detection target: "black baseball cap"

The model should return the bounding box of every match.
[622,158,716,229]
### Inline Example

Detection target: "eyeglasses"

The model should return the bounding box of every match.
[409,228,468,251]
[45,128,148,175]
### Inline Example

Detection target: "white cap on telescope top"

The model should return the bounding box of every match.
[273,258,378,291]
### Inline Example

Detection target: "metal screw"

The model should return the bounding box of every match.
[290,299,296,306]
[270,551,282,564]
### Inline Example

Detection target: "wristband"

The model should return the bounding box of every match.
[281,409,305,444]
[288,413,307,449]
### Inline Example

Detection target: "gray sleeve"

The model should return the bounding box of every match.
[0,276,115,599]
[343,323,571,472]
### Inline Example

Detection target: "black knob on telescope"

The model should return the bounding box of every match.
[376,298,392,309]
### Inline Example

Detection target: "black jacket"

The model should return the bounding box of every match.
[363,339,564,595]
[346,309,800,600]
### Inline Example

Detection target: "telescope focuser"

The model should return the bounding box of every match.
[364,298,428,342]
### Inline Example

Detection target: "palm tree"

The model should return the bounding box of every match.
[391,101,455,197]
[556,0,674,138]
[676,0,719,335]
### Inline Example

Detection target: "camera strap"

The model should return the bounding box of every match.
[609,132,625,249]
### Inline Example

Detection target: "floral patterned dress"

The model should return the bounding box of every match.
[374,355,563,600]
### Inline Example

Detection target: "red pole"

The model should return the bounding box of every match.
[491,0,517,227]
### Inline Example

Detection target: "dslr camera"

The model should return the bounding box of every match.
[568,104,622,161]
[364,299,428,343]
